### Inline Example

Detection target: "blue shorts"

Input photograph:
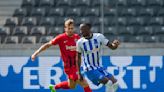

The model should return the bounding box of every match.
[85,67,112,85]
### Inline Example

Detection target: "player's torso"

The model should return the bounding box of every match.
[58,33,79,69]
[79,33,103,71]
[80,33,102,54]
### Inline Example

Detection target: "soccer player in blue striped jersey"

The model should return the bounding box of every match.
[76,23,120,92]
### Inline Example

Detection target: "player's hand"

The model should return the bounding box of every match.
[31,54,36,61]
[112,40,120,46]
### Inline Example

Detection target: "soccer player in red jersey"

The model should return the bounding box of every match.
[31,19,92,92]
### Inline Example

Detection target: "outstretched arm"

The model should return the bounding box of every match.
[31,41,52,61]
[107,39,120,50]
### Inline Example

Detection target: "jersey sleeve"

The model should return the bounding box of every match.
[76,40,82,53]
[99,33,109,46]
[50,35,61,45]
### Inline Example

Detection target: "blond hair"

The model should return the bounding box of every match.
[64,19,74,27]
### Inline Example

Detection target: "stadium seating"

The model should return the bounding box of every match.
[84,8,100,17]
[156,35,164,42]
[12,26,28,36]
[117,26,134,36]
[118,8,137,17]
[21,17,37,26]
[158,8,164,16]
[4,17,18,27]
[154,26,164,36]
[13,8,27,17]
[47,26,63,36]
[39,0,54,7]
[56,0,71,7]
[21,36,36,44]
[48,8,64,17]
[127,0,146,7]
[117,17,127,26]
[1,0,164,44]
[147,0,162,7]
[104,26,117,36]
[91,0,100,7]
[66,8,81,17]
[30,26,46,36]
[75,0,90,7]
[137,26,153,36]
[142,36,158,43]
[39,17,55,26]
[104,8,116,17]
[128,36,143,43]
[0,36,1,44]
[4,36,18,44]
[0,27,10,36]
[30,8,45,17]
[39,36,53,43]
[21,0,35,7]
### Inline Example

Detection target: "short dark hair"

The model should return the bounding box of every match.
[80,23,92,29]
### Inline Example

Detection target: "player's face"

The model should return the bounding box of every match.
[65,24,74,36]
[80,25,90,38]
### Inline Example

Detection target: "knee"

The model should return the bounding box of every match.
[78,80,89,87]
[99,77,109,84]
[69,83,76,89]
[109,76,117,84]
[69,85,76,89]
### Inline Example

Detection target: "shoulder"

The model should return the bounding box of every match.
[77,37,84,44]
[93,33,104,38]
[56,33,65,38]
[74,33,80,39]
[52,33,65,41]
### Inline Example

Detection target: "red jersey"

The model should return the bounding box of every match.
[51,33,80,71]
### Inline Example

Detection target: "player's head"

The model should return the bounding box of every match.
[64,19,74,36]
[80,23,92,38]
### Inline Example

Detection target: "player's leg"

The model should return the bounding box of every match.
[68,78,77,89]
[49,81,70,92]
[54,81,70,89]
[85,68,118,92]
[69,67,92,92]
[49,71,72,92]
[99,68,118,92]
[77,79,92,92]
[54,71,78,89]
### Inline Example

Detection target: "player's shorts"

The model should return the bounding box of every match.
[64,66,78,81]
[85,67,112,85]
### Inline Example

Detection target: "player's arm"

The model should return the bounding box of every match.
[107,39,120,50]
[76,52,83,81]
[31,41,52,61]
[99,33,120,50]
[76,40,84,80]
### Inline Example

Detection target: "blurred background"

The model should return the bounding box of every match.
[0,0,164,92]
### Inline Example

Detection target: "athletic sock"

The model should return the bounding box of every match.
[105,80,114,92]
[55,81,70,89]
[112,81,118,92]
[84,86,92,92]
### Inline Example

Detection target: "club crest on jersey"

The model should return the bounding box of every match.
[63,40,68,43]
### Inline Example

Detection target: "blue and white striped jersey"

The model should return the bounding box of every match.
[76,33,109,71]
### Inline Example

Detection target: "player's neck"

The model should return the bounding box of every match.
[85,33,93,39]
[65,32,73,37]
